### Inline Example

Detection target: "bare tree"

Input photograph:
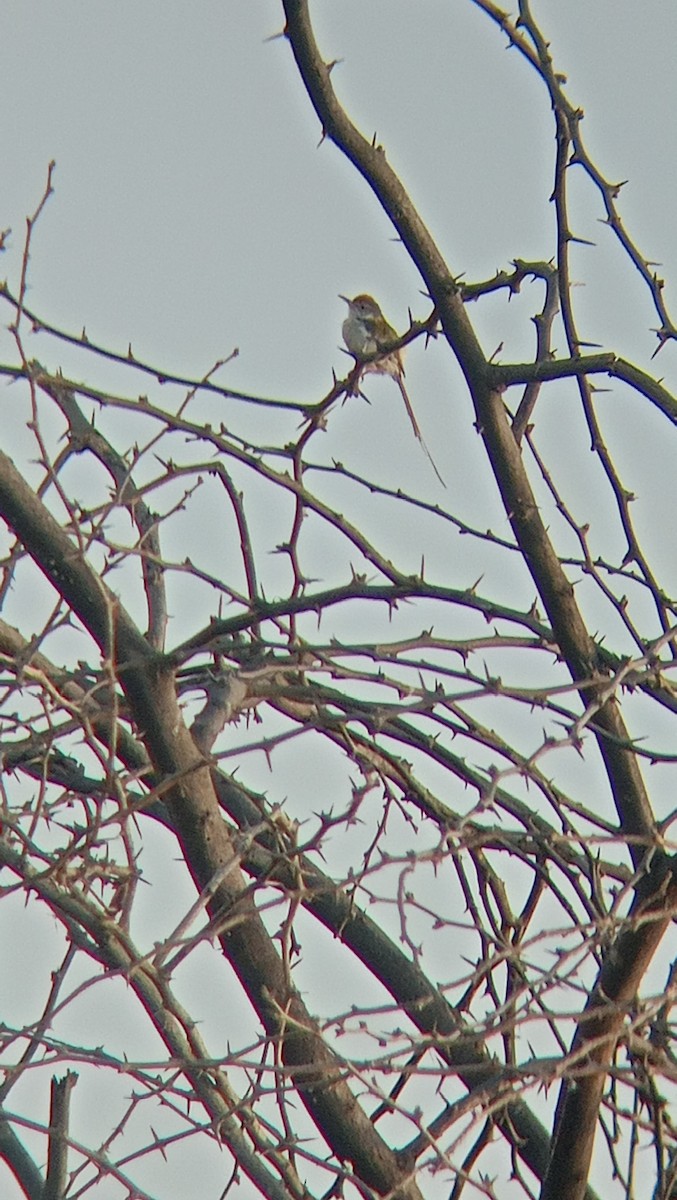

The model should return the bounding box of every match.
[0,4,676,1200]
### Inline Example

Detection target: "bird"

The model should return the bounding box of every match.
[340,293,445,486]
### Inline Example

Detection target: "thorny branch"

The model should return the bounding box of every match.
[0,5,676,1200]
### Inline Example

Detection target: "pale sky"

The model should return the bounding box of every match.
[2,4,677,1197]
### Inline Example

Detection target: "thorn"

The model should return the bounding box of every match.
[651,332,671,360]
[609,179,627,198]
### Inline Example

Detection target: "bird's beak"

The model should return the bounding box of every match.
[339,295,350,305]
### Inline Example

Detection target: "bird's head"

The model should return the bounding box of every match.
[340,294,383,323]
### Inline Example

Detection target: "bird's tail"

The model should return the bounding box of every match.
[395,375,446,488]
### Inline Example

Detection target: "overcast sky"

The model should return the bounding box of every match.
[2,4,677,1197]
[3,3,676,381]
[3,3,677,554]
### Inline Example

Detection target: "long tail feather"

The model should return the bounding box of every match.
[396,376,446,488]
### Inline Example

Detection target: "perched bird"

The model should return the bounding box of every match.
[340,293,444,486]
